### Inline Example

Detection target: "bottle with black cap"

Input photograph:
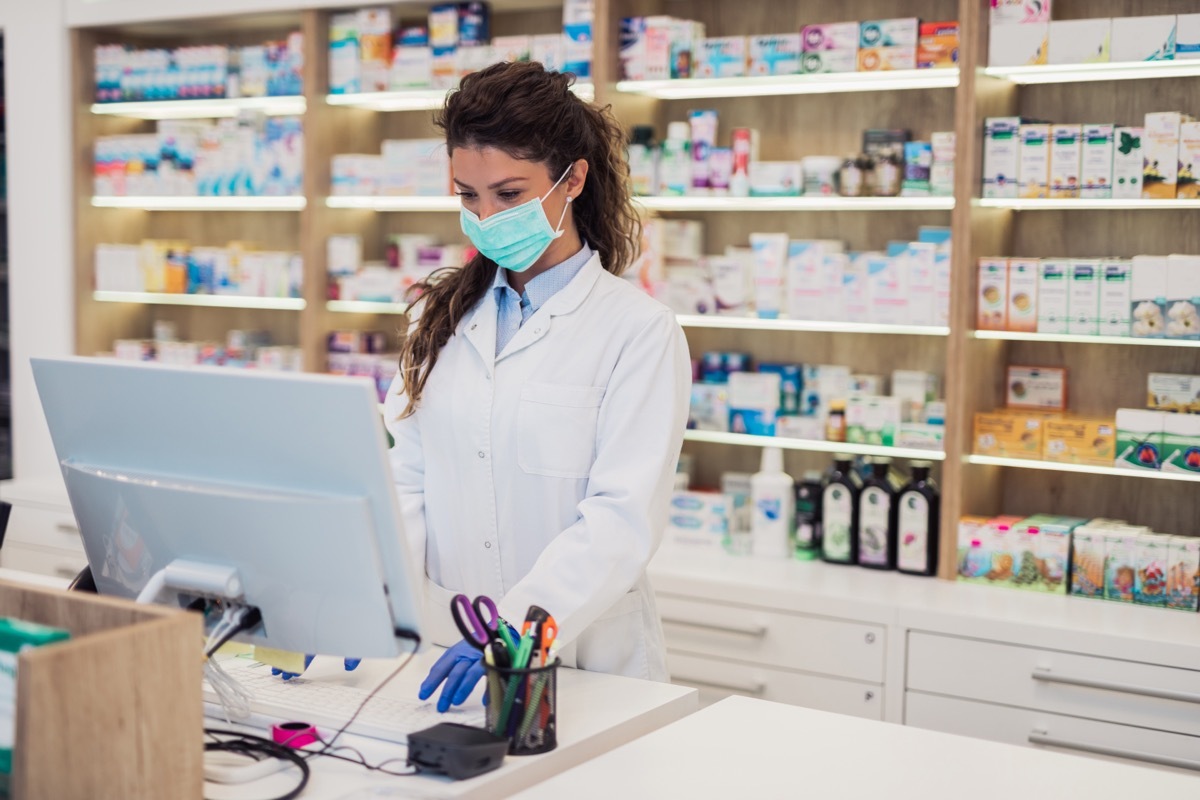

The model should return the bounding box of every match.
[858,457,901,570]
[896,460,940,576]
[820,455,861,565]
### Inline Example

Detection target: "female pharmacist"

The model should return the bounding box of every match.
[384,61,691,712]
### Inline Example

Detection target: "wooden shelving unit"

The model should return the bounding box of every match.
[69,0,1200,581]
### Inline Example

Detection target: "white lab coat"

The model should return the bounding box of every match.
[384,252,690,681]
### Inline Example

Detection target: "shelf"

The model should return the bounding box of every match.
[983,60,1200,86]
[677,315,949,336]
[92,291,305,310]
[683,430,945,461]
[89,95,306,120]
[616,69,959,99]
[326,300,408,315]
[972,330,1200,348]
[327,81,594,112]
[966,454,1200,484]
[92,196,306,211]
[637,196,954,213]
[325,196,458,212]
[975,198,1200,211]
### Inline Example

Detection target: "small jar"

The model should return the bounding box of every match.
[838,154,864,197]
[825,401,847,442]
[873,148,903,197]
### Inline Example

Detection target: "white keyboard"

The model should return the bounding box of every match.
[203,658,485,745]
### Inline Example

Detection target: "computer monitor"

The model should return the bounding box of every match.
[31,357,425,658]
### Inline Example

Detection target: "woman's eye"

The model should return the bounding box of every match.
[455,191,476,200]
[499,191,522,201]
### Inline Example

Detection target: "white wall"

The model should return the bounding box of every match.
[1,0,75,491]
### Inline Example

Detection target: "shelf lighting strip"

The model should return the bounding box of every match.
[325,196,459,211]
[616,69,959,99]
[327,82,594,111]
[637,196,955,212]
[983,60,1200,85]
[975,198,1200,211]
[683,430,946,461]
[90,95,307,120]
[966,455,1200,483]
[972,330,1200,347]
[92,196,306,211]
[93,291,305,310]
[678,315,949,336]
[326,300,409,315]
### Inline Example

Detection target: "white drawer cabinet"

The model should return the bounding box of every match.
[908,632,1200,737]
[668,652,884,720]
[5,503,82,554]
[658,594,886,683]
[906,691,1200,776]
[0,543,88,582]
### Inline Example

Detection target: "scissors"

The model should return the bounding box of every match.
[452,594,503,652]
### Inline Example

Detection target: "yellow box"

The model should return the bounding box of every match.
[973,411,1046,459]
[1043,417,1116,465]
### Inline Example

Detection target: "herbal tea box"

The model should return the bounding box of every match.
[1048,18,1111,65]
[1178,122,1200,199]
[1006,366,1067,411]
[1134,532,1171,607]
[1147,372,1200,413]
[987,23,1048,67]
[974,411,1045,459]
[1130,255,1168,338]
[1110,15,1177,62]
[1111,126,1143,199]
[1165,254,1200,339]
[1115,408,1165,471]
[1043,417,1115,466]
[1068,260,1100,335]
[1098,260,1131,337]
[957,516,993,582]
[1143,112,1194,199]
[1161,413,1200,475]
[1070,526,1106,598]
[1048,124,1082,198]
[1103,528,1142,602]
[1007,258,1038,333]
[1080,124,1114,199]
[1017,124,1050,198]
[983,117,1022,198]
[1037,259,1070,334]
[1166,536,1200,612]
[977,258,1008,330]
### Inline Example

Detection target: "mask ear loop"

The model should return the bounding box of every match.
[543,163,576,237]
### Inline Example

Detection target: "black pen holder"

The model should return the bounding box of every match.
[483,657,560,756]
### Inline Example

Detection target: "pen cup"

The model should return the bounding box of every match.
[483,657,560,756]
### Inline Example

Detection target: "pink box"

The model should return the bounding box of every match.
[802,23,860,52]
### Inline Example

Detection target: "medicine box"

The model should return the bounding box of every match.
[1161,413,1200,474]
[989,0,1051,25]
[918,21,959,68]
[1109,15,1176,62]
[988,23,1048,67]
[1166,536,1200,611]
[820,251,847,322]
[1130,255,1168,338]
[1007,258,1038,333]
[1143,112,1194,199]
[1165,254,1200,339]
[785,240,826,321]
[977,258,1008,330]
[857,46,917,71]
[748,161,802,197]
[1037,259,1070,334]
[492,35,531,63]
[906,242,937,326]
[1048,124,1082,198]
[728,371,780,436]
[956,516,995,582]
[757,363,802,416]
[1048,18,1111,65]
[1115,408,1165,470]
[866,253,908,324]
[859,18,917,48]
[328,14,361,95]
[801,49,857,74]
[562,0,594,78]
[845,396,902,446]
[1043,417,1115,465]
[894,422,944,451]
[1098,259,1132,336]
[640,16,673,80]
[892,369,938,422]
[666,19,701,80]
[1135,532,1171,607]
[618,17,647,80]
[357,7,393,93]
[1070,526,1106,598]
[1068,260,1100,335]
[1103,528,1142,602]
[666,490,728,548]
[1177,121,1200,199]
[1080,124,1115,199]
[985,516,1026,587]
[802,364,850,419]
[983,117,1022,198]
[1112,126,1143,199]
[1147,372,1200,413]
[1179,13,1200,60]
[1017,124,1050,198]
[974,411,1045,459]
[1006,365,1067,411]
[689,383,730,432]
[696,36,747,78]
[775,415,825,440]
[749,34,801,76]
[802,22,859,51]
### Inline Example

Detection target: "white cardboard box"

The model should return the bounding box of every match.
[1098,259,1132,337]
[1048,124,1082,198]
[1112,126,1144,199]
[983,117,1022,198]
[1080,123,1114,199]
[1037,259,1070,334]
[1048,18,1111,65]
[988,23,1048,67]
[1165,253,1200,340]
[1178,13,1200,60]
[1018,124,1050,198]
[1131,255,1168,338]
[1110,15,1177,62]
[1068,259,1101,335]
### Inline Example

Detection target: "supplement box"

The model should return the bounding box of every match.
[1043,417,1115,466]
[1070,525,1106,598]
[1178,121,1200,199]
[1115,408,1165,470]
[1134,532,1171,607]
[1037,259,1070,334]
[977,258,1008,330]
[666,490,728,548]
[1080,123,1115,199]
[748,34,801,76]
[689,383,730,432]
[1007,258,1038,333]
[1068,259,1100,336]
[990,0,1051,25]
[956,516,994,583]
[1112,126,1143,199]
[982,117,1023,198]
[1098,259,1132,337]
[1048,18,1111,65]
[1104,527,1143,602]
[728,371,780,436]
[1161,413,1200,474]
[988,23,1048,67]
[1006,365,1066,411]
[974,411,1046,459]
[1130,255,1168,338]
[1048,124,1082,198]
[1017,124,1050,198]
[696,36,747,78]
[1180,13,1200,59]
[1165,253,1200,339]
[1147,372,1200,413]
[918,21,959,68]
[1143,112,1195,199]
[1110,15,1177,62]
[1166,536,1200,611]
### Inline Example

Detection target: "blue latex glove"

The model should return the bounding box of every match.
[418,640,484,713]
[273,655,362,681]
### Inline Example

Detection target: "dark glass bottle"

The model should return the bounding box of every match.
[858,458,901,570]
[794,470,823,560]
[896,461,941,576]
[820,456,862,565]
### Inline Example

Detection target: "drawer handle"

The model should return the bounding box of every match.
[1031,667,1200,705]
[1028,730,1200,772]
[54,523,80,534]
[661,617,767,638]
[673,675,766,696]
[54,566,81,579]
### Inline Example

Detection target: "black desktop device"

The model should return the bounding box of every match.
[407,723,509,780]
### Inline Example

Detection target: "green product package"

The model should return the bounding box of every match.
[0,618,71,775]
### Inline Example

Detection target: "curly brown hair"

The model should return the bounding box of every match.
[396,61,640,417]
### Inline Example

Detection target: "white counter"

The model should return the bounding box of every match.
[512,695,1200,798]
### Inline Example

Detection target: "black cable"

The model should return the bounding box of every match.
[203,729,310,800]
[204,606,264,658]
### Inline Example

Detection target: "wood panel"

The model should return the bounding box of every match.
[1050,0,1200,19]
[1001,472,1200,536]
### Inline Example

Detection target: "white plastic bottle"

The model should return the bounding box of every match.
[751,447,795,558]
[657,121,691,197]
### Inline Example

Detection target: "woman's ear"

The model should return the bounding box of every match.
[566,159,589,201]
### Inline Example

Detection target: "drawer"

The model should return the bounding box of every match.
[669,652,883,720]
[658,594,885,683]
[5,503,83,553]
[908,631,1200,737]
[906,691,1200,776]
[0,543,88,582]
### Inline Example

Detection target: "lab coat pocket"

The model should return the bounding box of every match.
[517,383,605,479]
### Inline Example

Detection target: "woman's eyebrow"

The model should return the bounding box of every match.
[453,176,528,191]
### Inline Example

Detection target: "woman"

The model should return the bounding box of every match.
[383,61,690,713]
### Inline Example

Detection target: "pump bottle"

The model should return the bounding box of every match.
[751,447,795,558]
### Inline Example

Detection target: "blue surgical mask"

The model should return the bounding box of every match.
[459,166,573,273]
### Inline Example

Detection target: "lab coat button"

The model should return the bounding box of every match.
[471,324,477,330]
[478,451,486,459]
[484,542,492,549]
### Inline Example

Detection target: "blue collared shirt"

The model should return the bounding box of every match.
[494,243,593,356]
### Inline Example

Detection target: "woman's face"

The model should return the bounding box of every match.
[451,146,578,224]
